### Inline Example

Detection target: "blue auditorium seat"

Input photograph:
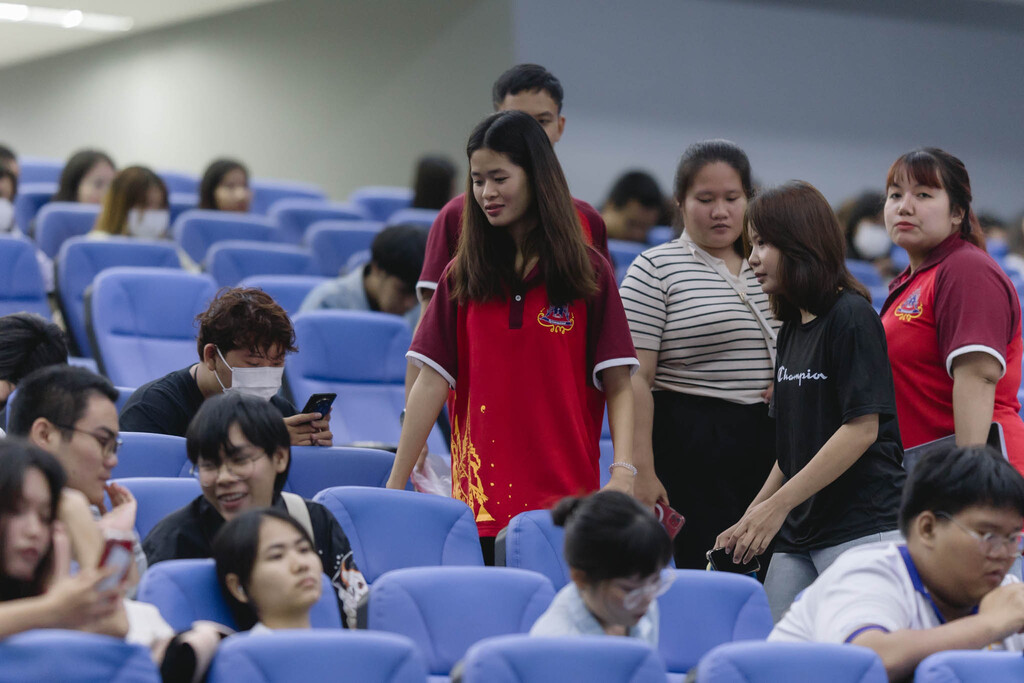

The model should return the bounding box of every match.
[915,650,1024,682]
[111,477,200,541]
[461,634,668,683]
[364,566,555,677]
[17,156,63,184]
[168,192,198,225]
[34,202,100,258]
[207,631,427,683]
[86,267,217,387]
[173,209,282,264]
[607,238,646,270]
[137,558,341,632]
[494,510,569,590]
[0,235,49,318]
[313,486,483,583]
[659,570,773,676]
[250,178,326,216]
[647,225,674,245]
[890,245,910,271]
[56,236,181,357]
[306,220,385,277]
[205,239,314,288]
[386,207,438,229]
[157,170,200,194]
[286,310,446,453]
[114,386,135,414]
[349,186,413,222]
[238,274,329,316]
[0,630,159,682]
[845,259,884,289]
[284,446,400,497]
[268,198,369,244]
[695,642,886,683]
[110,432,189,479]
[12,182,55,233]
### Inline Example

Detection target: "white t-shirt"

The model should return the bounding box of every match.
[769,542,1024,651]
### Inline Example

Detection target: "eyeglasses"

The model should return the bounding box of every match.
[51,423,122,458]
[620,570,676,611]
[936,511,1024,556]
[190,449,268,484]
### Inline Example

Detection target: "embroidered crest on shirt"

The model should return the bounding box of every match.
[451,414,493,522]
[894,288,924,321]
[537,304,574,333]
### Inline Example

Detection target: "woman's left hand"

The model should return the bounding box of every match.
[714,498,789,566]
[600,469,636,498]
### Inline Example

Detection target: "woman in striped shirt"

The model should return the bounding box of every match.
[621,140,779,570]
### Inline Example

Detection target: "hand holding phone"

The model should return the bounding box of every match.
[654,502,685,540]
[301,392,336,417]
[96,534,134,592]
[706,547,761,575]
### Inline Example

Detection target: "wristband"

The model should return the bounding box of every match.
[608,462,638,477]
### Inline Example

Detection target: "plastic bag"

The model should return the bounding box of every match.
[410,452,452,497]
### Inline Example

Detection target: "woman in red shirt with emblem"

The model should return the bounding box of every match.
[386,111,639,563]
[880,148,1024,474]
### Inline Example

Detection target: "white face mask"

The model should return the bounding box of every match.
[0,198,15,233]
[127,208,170,239]
[214,347,284,401]
[853,223,891,260]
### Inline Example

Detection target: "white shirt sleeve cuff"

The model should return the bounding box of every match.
[406,350,456,389]
[945,345,1006,379]
[592,358,640,391]
[416,280,438,303]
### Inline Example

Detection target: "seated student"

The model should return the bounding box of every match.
[299,224,427,326]
[198,159,251,213]
[600,170,667,243]
[52,149,117,206]
[0,143,16,177]
[770,445,1024,681]
[0,166,16,234]
[88,166,170,240]
[530,491,673,645]
[213,508,323,633]
[120,287,331,447]
[0,312,68,431]
[410,155,457,211]
[143,393,367,627]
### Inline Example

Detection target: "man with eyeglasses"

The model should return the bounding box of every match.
[770,444,1024,680]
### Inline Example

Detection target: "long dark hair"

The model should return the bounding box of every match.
[53,150,115,202]
[885,147,984,249]
[674,140,754,256]
[199,158,249,210]
[450,110,595,305]
[744,181,869,322]
[0,439,66,601]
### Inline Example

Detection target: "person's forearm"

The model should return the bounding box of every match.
[404,293,432,403]
[630,373,655,474]
[952,371,998,447]
[748,462,785,510]
[0,595,59,639]
[388,366,450,489]
[605,366,635,467]
[59,495,104,568]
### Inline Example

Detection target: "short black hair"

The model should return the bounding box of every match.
[604,170,665,210]
[899,445,1024,535]
[185,393,291,494]
[491,64,564,113]
[53,149,115,203]
[552,490,672,581]
[0,313,68,389]
[7,365,117,439]
[212,507,316,630]
[198,158,249,210]
[370,224,428,291]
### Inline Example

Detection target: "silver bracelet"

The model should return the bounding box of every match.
[608,462,638,477]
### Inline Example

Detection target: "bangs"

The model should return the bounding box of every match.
[886,151,943,190]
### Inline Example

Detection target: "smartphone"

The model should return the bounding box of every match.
[707,547,761,575]
[301,392,336,417]
[97,535,134,591]
[654,502,685,540]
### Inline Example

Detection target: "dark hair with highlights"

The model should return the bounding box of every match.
[195,287,296,359]
[744,181,869,322]
[94,166,169,236]
[451,110,595,305]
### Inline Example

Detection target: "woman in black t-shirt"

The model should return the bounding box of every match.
[714,181,906,622]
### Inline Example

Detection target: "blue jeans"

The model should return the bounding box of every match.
[764,530,904,623]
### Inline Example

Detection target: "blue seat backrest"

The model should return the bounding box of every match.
[915,650,1024,682]
[386,208,438,229]
[172,209,281,264]
[12,182,55,233]
[494,510,569,590]
[137,558,341,632]
[659,570,773,673]
[0,630,160,682]
[17,157,63,184]
[306,220,385,276]
[157,170,200,194]
[607,238,646,270]
[110,432,189,479]
[238,274,329,316]
[312,486,483,583]
[205,239,314,287]
[168,192,197,226]
[56,236,181,357]
[250,178,326,216]
[367,566,555,675]
[461,634,668,683]
[283,446,397,497]
[0,235,49,318]
[35,202,101,258]
[206,631,427,683]
[845,259,884,289]
[111,477,201,541]
[695,641,887,683]
[647,225,674,245]
[268,198,369,244]
[86,267,217,387]
[348,186,413,222]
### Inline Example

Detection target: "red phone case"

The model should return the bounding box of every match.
[654,502,685,540]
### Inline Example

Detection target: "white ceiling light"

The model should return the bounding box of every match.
[0,3,133,32]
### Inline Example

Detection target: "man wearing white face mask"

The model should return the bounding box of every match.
[120,288,332,446]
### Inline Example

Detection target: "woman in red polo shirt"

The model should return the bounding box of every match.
[386,111,639,563]
[880,148,1024,474]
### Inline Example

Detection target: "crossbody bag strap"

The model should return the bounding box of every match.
[281,491,315,542]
